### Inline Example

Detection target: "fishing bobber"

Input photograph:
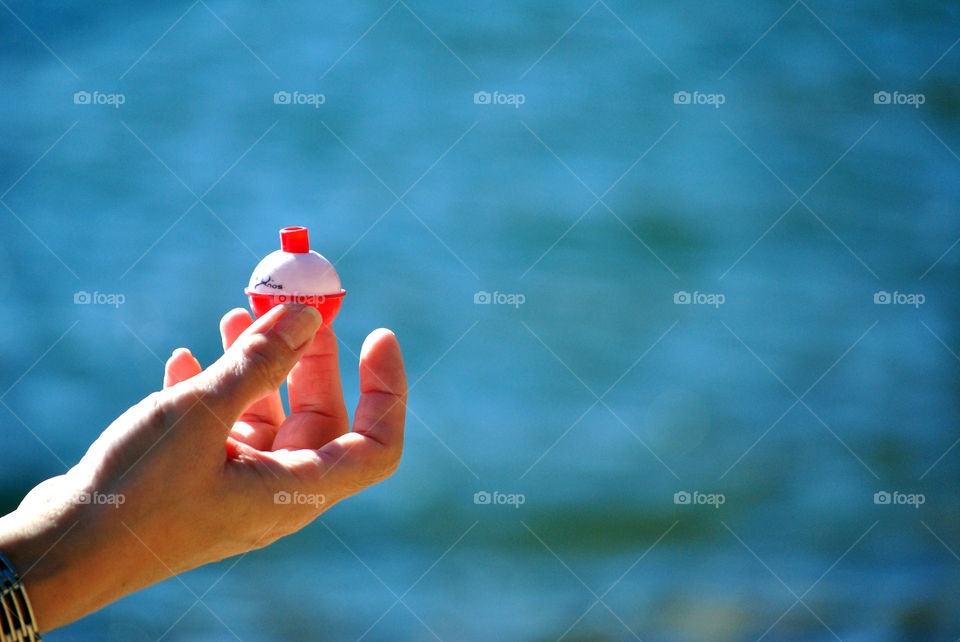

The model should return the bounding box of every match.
[244,226,346,325]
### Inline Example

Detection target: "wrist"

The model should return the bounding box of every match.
[0,506,84,633]
[0,547,40,640]
[0,503,150,633]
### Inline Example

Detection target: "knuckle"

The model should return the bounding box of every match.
[366,442,402,483]
[335,442,403,496]
[381,443,402,477]
[239,336,286,390]
[139,391,171,429]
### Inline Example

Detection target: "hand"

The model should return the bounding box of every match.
[0,304,406,632]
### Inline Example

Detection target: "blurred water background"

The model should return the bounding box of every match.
[1,1,959,639]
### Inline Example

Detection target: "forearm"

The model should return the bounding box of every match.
[0,505,160,633]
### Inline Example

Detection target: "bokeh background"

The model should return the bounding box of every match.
[1,1,959,639]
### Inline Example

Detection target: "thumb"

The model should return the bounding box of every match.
[185,303,322,430]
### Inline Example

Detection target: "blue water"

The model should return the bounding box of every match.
[1,1,959,639]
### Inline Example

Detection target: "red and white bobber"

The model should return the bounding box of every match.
[244,226,346,325]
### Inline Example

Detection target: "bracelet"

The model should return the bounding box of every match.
[0,551,41,641]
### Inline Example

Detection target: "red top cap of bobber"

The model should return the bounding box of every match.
[280,226,310,253]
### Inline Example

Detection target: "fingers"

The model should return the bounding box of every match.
[353,328,407,449]
[302,329,406,494]
[163,348,202,388]
[272,324,349,451]
[220,308,255,351]
[183,304,323,435]
[220,308,286,431]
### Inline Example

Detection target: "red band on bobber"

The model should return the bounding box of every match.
[244,289,346,325]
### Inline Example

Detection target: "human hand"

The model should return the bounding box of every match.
[0,303,406,632]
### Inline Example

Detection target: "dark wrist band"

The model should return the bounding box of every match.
[0,551,41,641]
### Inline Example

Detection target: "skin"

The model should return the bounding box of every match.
[0,303,406,633]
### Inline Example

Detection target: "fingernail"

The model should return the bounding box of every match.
[273,304,322,351]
